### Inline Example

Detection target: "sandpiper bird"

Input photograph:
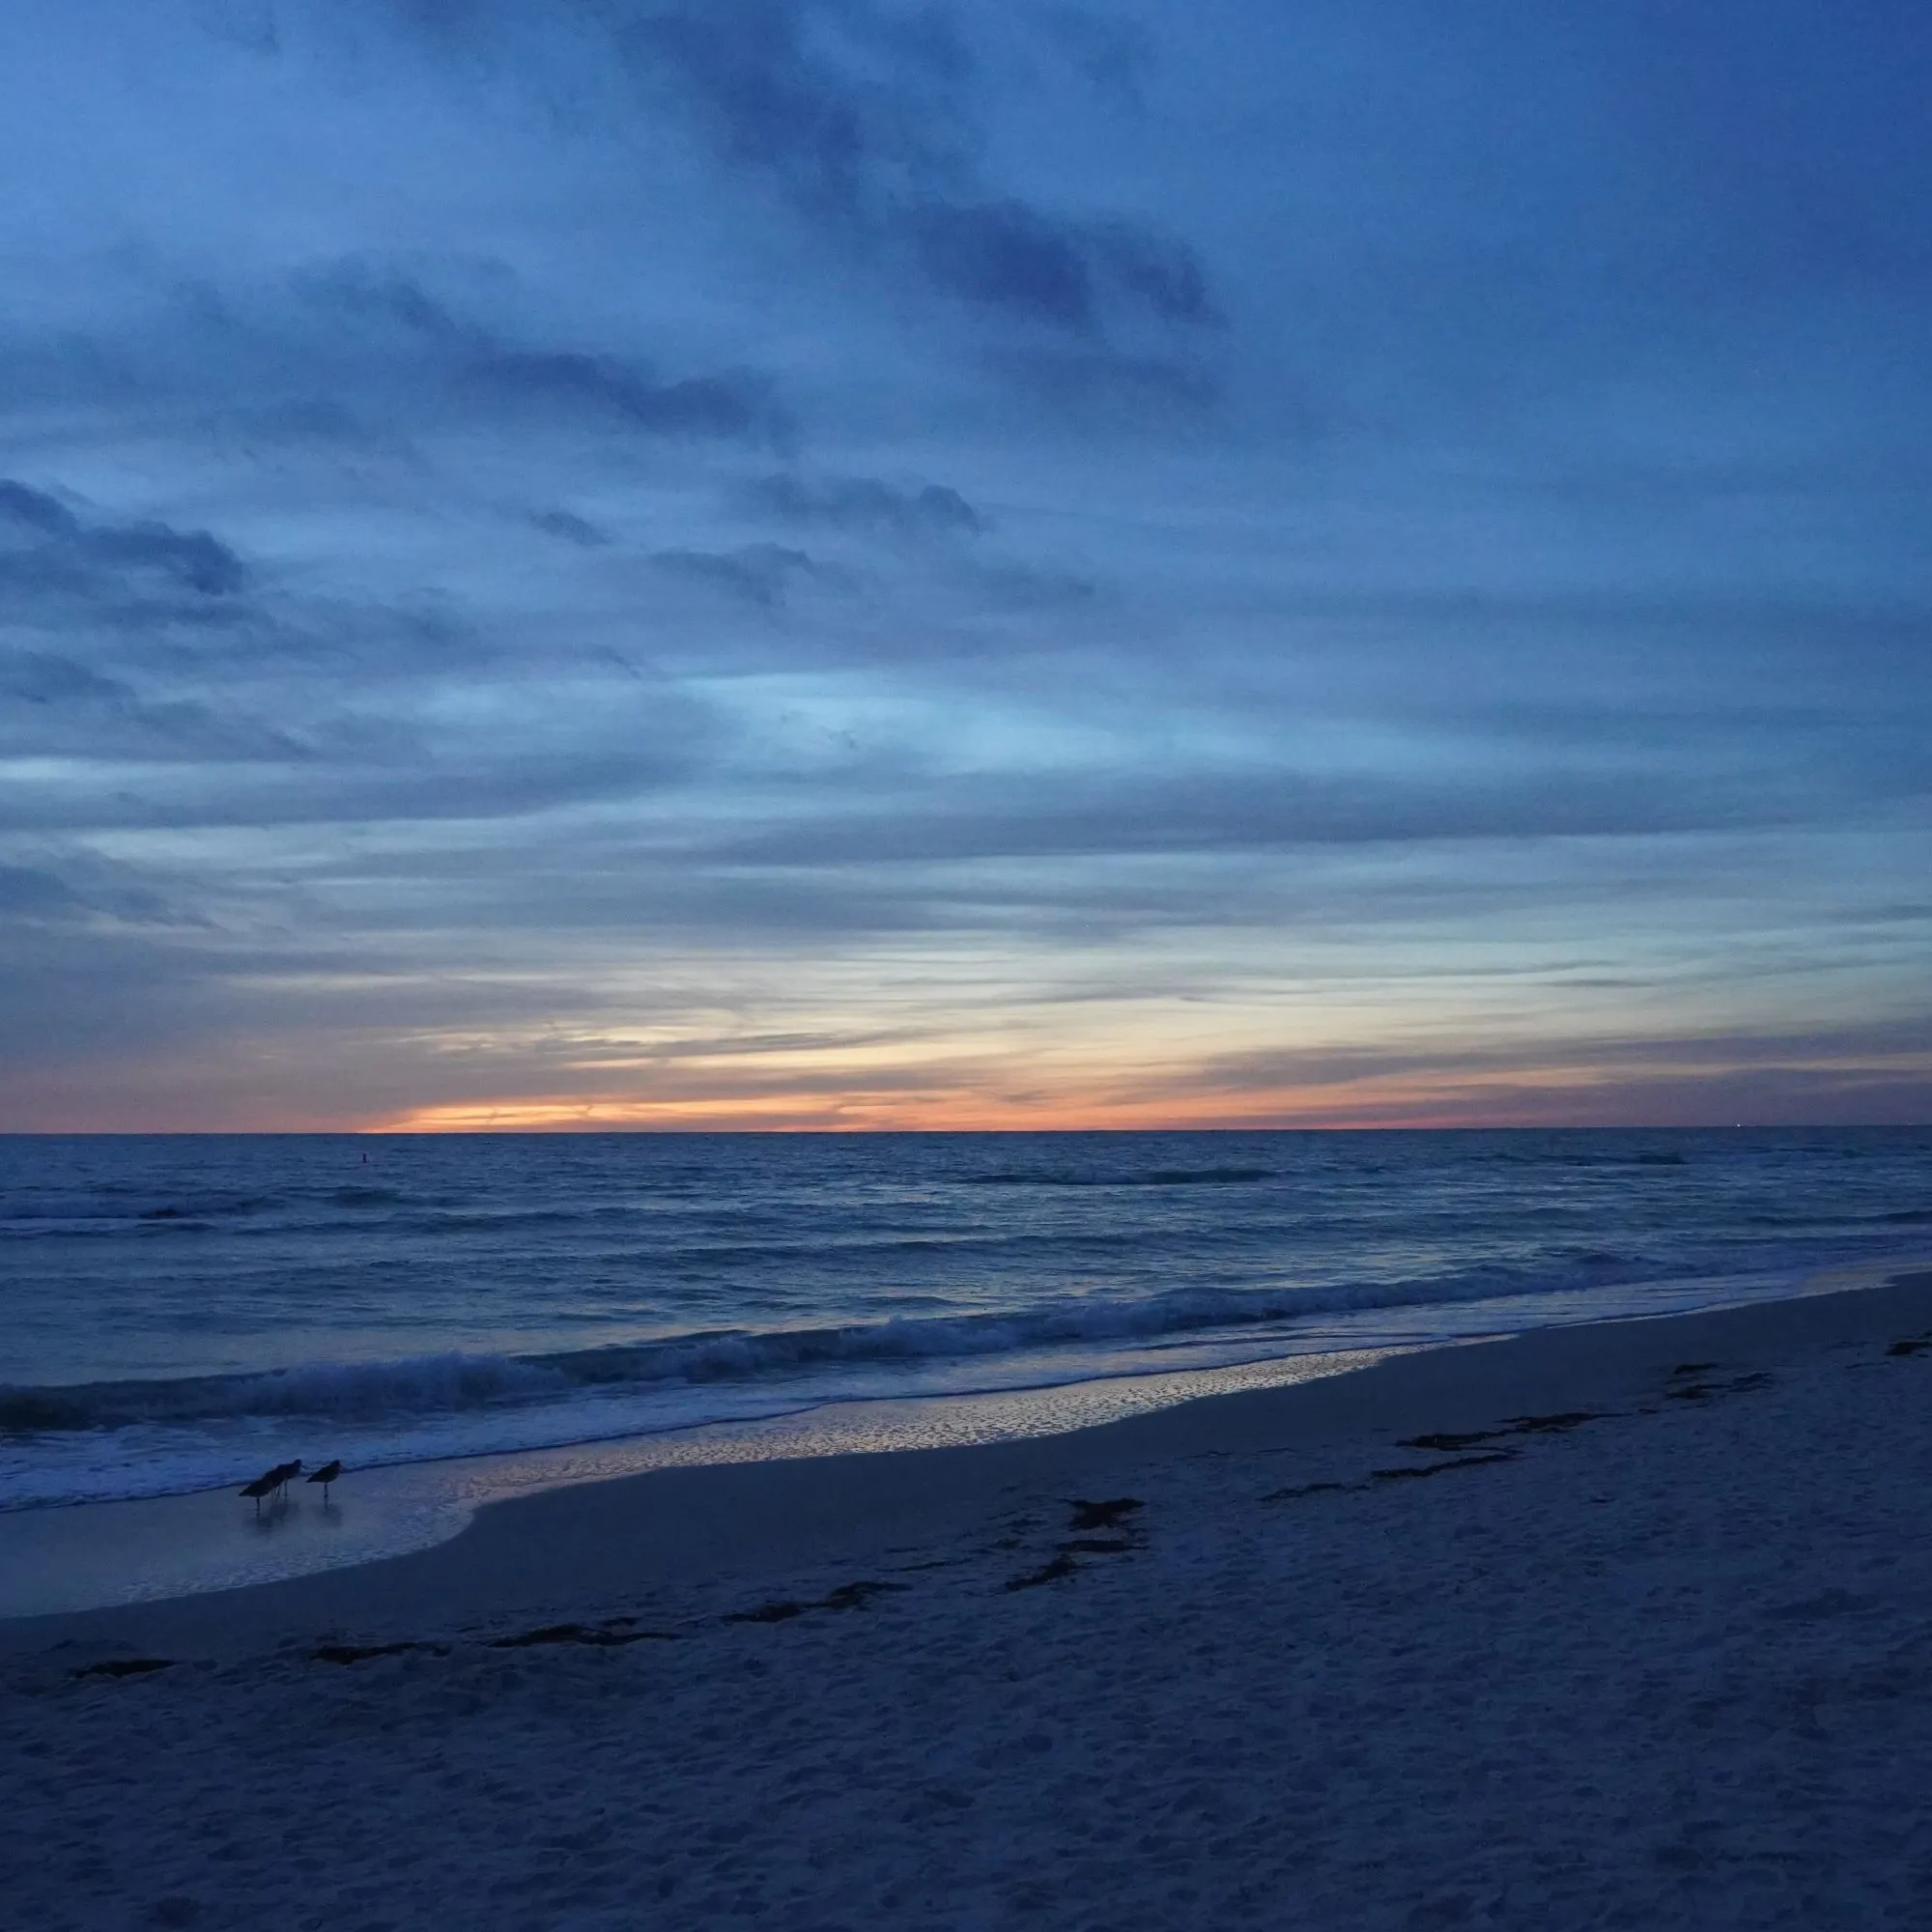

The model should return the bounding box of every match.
[239,1472,278,1515]
[306,1459,343,1499]
[267,1458,302,1497]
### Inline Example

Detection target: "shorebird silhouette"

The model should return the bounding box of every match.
[267,1459,302,1498]
[306,1459,343,1500]
[240,1472,278,1516]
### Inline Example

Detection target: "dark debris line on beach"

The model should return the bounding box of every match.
[305,1580,901,1666]
[1261,1411,1604,1504]
[1258,1359,1814,1507]
[491,1621,680,1649]
[312,1624,675,1665]
[1370,1452,1520,1482]
[1665,1361,1775,1401]
[311,1640,448,1666]
[722,1579,908,1625]
[1066,1497,1144,1532]
[66,1350,1921,1690]
[1005,1553,1082,1592]
[1005,1497,1147,1591]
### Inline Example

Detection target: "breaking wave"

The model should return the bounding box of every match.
[4,1126,1925,1513]
[0,1254,1658,1438]
[966,1166,1273,1187]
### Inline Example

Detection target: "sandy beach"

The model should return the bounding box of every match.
[8,1268,1932,1929]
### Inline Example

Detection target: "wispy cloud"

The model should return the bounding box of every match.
[0,0,1926,1126]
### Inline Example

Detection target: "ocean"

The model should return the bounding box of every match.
[4,1127,1929,1521]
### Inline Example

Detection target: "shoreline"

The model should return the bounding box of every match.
[2,1254,1913,1622]
[0,1342,1411,1621]
[3,1252,1843,1515]
[9,1262,1929,1664]
[12,1265,1932,1927]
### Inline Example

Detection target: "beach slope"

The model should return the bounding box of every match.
[6,1269,1932,1928]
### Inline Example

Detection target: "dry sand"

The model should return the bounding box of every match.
[7,1270,1932,1929]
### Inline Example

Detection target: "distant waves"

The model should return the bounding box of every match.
[1,1127,1926,1507]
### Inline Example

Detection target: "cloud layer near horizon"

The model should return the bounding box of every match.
[1,0,1928,1128]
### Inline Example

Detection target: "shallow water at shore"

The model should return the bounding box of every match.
[4,1128,1928,1527]
[19,1274,1932,1932]
[8,1256,1927,1617]
[0,1346,1404,1617]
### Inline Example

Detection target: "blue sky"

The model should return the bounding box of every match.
[1,0,1927,1128]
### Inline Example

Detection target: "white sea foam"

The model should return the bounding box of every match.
[0,1255,1749,1433]
[3,1127,1926,1509]
[1,1262,1907,1510]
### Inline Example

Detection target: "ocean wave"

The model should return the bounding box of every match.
[0,1353,564,1435]
[0,1191,284,1234]
[966,1166,1273,1187]
[1473,1149,1689,1167]
[0,1183,457,1241]
[0,1253,1658,1436]
[1739,1206,1932,1231]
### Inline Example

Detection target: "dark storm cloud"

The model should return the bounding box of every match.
[650,543,829,607]
[0,853,183,928]
[747,472,984,540]
[1167,1012,1932,1130]
[0,481,246,602]
[0,650,304,764]
[0,863,83,920]
[296,262,795,447]
[626,1,1218,344]
[529,509,610,546]
[466,350,789,445]
[613,0,972,219]
[383,0,1218,363]
[0,261,796,479]
[702,765,1805,871]
[1083,220,1215,327]
[901,198,1217,332]
[0,482,73,536]
[903,197,1093,329]
[0,479,487,698]
[1180,1018,1932,1101]
[0,471,717,841]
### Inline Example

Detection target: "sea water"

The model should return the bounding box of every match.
[4,1127,1928,1520]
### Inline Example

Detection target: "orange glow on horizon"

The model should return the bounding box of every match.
[357,1060,1662,1134]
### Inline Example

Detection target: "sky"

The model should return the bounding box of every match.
[1,0,1928,1132]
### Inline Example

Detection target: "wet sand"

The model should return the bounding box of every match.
[6,1268,1932,1929]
